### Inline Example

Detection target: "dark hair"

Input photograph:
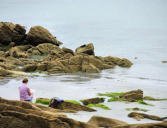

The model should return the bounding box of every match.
[22,78,28,83]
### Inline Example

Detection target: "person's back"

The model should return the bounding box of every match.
[19,78,32,101]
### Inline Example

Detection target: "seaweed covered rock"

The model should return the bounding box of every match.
[88,116,128,127]
[81,97,105,105]
[120,89,143,102]
[50,101,96,112]
[0,22,26,45]
[128,112,164,121]
[75,43,95,55]
[26,26,62,46]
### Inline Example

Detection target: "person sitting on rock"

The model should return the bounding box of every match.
[19,78,33,102]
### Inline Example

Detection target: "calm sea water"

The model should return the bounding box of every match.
[0,0,167,123]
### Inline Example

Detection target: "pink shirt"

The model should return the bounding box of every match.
[19,83,31,101]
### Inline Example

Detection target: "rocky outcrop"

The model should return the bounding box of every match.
[0,22,133,77]
[120,89,143,102]
[0,22,26,45]
[128,112,165,121]
[26,26,62,46]
[75,43,95,55]
[81,97,105,105]
[88,116,128,127]
[0,97,96,128]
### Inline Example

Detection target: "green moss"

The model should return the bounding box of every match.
[126,107,148,112]
[137,100,154,106]
[144,96,167,101]
[98,92,124,97]
[108,97,124,102]
[35,98,50,105]
[65,100,81,105]
[86,104,111,110]
[35,70,41,73]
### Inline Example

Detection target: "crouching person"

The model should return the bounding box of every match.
[19,78,33,102]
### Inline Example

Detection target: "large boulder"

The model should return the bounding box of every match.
[75,43,95,55]
[26,26,62,46]
[120,89,143,102]
[0,22,26,45]
[88,116,128,127]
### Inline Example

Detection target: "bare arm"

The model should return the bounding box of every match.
[27,88,32,96]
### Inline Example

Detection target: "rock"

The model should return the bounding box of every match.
[0,97,96,128]
[37,43,64,55]
[82,63,100,73]
[0,51,5,56]
[81,97,105,105]
[128,112,164,121]
[51,101,96,112]
[47,61,69,73]
[62,47,74,55]
[22,64,37,72]
[69,55,83,65]
[0,62,16,70]
[26,26,62,46]
[103,56,133,67]
[88,116,128,127]
[0,22,26,45]
[75,43,95,55]
[162,60,167,63]
[113,121,167,128]
[9,45,32,58]
[120,89,143,102]
[0,67,12,76]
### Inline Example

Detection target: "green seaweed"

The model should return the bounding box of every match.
[65,100,81,105]
[137,100,154,106]
[144,96,167,101]
[86,104,111,110]
[35,70,42,73]
[35,98,50,105]
[98,92,124,97]
[126,107,148,112]
[108,97,124,102]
